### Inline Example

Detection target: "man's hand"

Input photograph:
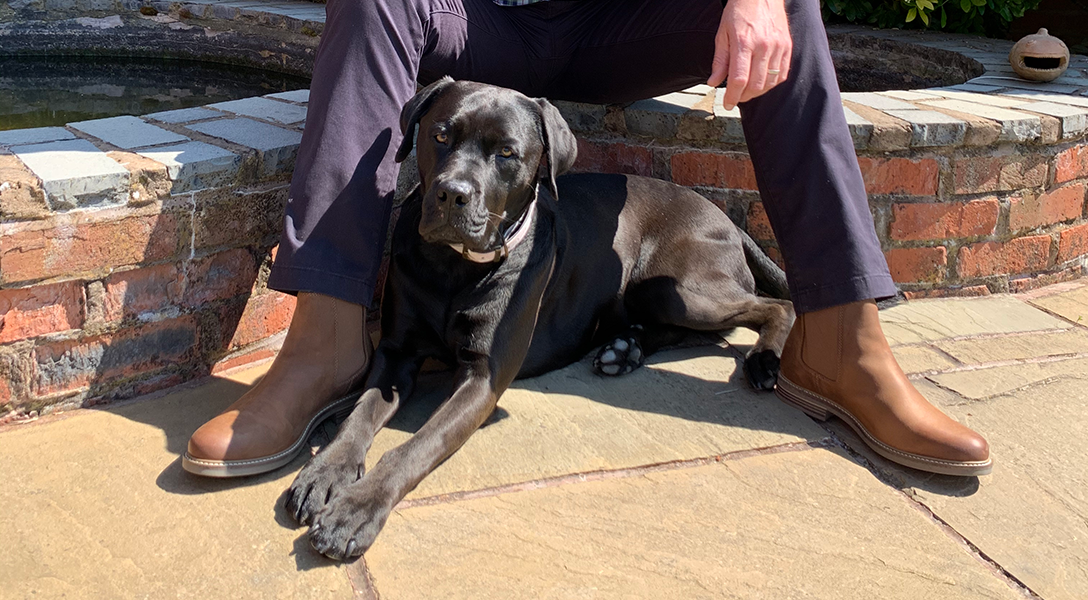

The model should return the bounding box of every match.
[707,0,792,111]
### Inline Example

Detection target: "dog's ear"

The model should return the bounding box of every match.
[396,76,455,163]
[535,98,578,200]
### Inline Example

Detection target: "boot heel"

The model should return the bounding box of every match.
[776,378,832,421]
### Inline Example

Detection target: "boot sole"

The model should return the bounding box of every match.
[776,374,993,477]
[181,393,360,478]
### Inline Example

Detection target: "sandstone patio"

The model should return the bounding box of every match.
[2,281,1086,599]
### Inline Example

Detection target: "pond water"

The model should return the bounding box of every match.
[0,55,311,131]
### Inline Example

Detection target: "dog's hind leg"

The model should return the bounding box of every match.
[285,346,421,526]
[624,277,795,390]
[592,324,690,376]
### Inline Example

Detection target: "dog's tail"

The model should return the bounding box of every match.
[740,229,790,300]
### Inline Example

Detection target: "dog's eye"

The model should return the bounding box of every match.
[435,133,449,144]
[499,147,514,158]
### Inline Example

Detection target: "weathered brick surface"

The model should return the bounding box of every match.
[33,316,198,396]
[858,157,939,196]
[193,187,286,251]
[957,235,1052,279]
[227,292,296,350]
[0,281,84,344]
[572,140,653,177]
[670,152,758,190]
[885,247,947,283]
[902,285,991,300]
[1057,222,1088,263]
[0,155,50,221]
[1009,184,1087,231]
[890,198,998,241]
[0,212,183,284]
[103,264,182,322]
[1055,144,1088,184]
[183,249,259,307]
[745,202,775,242]
[1009,267,1082,293]
[953,154,1047,194]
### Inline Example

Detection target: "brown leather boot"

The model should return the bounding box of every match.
[183,292,372,477]
[776,299,991,476]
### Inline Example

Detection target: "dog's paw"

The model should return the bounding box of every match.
[285,448,364,527]
[593,336,644,376]
[744,349,781,391]
[308,480,393,561]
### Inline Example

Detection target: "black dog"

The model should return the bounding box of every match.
[285,78,795,560]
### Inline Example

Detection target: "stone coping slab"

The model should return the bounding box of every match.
[69,115,190,150]
[10,138,130,209]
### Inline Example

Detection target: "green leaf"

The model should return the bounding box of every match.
[960,0,971,11]
[941,6,947,26]
[906,6,917,20]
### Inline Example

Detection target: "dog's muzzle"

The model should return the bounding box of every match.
[448,199,537,263]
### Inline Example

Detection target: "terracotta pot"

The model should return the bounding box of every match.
[1009,28,1070,82]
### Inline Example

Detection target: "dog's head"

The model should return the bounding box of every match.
[395,78,578,253]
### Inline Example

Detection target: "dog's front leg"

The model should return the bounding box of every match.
[307,369,497,560]
[286,347,420,526]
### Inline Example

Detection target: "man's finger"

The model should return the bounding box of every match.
[743,42,773,102]
[777,41,793,83]
[721,43,751,110]
[707,28,731,88]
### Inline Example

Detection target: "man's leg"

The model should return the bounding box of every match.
[542,0,990,475]
[185,0,541,476]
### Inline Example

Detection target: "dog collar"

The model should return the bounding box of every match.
[449,199,537,263]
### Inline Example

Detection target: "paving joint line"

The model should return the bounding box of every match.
[1025,301,1088,331]
[394,439,833,511]
[817,425,1043,600]
[345,557,381,600]
[905,350,1088,381]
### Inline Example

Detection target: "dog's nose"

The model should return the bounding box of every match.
[435,180,475,208]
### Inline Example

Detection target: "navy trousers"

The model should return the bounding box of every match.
[267,0,897,313]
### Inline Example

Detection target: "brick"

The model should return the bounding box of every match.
[1057,222,1088,263]
[1055,144,1088,184]
[106,150,172,202]
[0,281,84,344]
[0,154,50,221]
[183,249,259,307]
[227,292,296,349]
[953,154,1048,194]
[884,247,947,283]
[957,235,1052,279]
[857,157,939,196]
[1009,267,1082,293]
[746,202,775,242]
[102,263,182,322]
[0,212,182,284]
[33,316,198,396]
[890,199,999,241]
[572,140,652,177]
[670,152,758,190]
[1009,183,1086,231]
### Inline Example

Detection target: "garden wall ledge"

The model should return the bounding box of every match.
[2,3,1087,419]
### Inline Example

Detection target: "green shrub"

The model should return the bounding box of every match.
[821,0,1042,36]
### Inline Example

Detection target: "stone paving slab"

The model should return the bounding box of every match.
[209,97,308,125]
[69,115,190,150]
[929,356,1088,399]
[144,106,224,124]
[137,141,240,193]
[0,368,352,600]
[365,449,1021,600]
[267,89,311,103]
[919,99,1042,142]
[934,328,1088,364]
[11,138,129,208]
[185,117,302,176]
[1030,284,1088,324]
[0,126,75,147]
[368,345,829,500]
[830,375,1088,600]
[1013,101,1088,138]
[879,296,1071,345]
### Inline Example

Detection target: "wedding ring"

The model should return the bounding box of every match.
[768,69,781,75]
